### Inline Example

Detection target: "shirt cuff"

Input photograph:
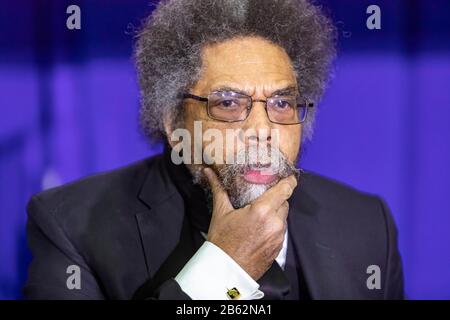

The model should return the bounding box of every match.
[174,241,264,300]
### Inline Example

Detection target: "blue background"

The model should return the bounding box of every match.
[1,0,449,299]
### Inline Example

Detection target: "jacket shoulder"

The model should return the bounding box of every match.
[300,170,382,207]
[27,155,163,220]
[298,170,389,233]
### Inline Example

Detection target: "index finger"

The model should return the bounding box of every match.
[203,167,234,214]
[253,175,297,210]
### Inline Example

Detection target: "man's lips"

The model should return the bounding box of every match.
[242,168,278,185]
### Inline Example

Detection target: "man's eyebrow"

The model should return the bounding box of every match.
[210,85,298,96]
[211,86,249,95]
[270,86,299,96]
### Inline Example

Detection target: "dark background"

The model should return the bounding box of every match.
[1,0,449,299]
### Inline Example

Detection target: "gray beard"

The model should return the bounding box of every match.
[189,147,300,210]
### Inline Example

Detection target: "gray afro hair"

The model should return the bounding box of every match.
[135,0,336,142]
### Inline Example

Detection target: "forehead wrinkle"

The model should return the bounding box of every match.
[206,61,295,78]
[208,83,298,98]
[204,72,297,95]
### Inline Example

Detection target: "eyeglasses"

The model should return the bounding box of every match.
[182,90,314,125]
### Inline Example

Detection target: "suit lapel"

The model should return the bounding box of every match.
[135,156,186,278]
[288,173,346,299]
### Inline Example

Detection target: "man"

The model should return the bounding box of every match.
[24,0,404,300]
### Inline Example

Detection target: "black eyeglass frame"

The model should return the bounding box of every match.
[182,91,314,125]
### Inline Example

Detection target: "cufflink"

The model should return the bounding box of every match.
[226,287,241,300]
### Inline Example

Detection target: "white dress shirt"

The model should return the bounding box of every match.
[175,229,289,300]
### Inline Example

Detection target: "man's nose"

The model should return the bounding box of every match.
[241,101,273,145]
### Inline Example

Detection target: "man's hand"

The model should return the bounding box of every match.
[204,168,297,280]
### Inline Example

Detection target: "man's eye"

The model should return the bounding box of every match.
[217,99,239,108]
[273,99,292,110]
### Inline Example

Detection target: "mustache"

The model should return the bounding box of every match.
[218,146,300,182]
[191,146,302,210]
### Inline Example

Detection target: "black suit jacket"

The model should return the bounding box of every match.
[24,153,404,299]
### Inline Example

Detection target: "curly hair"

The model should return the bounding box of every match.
[135,0,336,142]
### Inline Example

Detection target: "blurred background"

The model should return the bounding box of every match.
[1,0,449,299]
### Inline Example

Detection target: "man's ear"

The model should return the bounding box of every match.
[163,111,177,148]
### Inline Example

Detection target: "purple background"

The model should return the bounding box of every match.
[1,0,449,299]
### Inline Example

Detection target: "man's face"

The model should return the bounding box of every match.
[172,36,302,208]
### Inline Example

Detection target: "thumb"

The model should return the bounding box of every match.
[203,167,233,214]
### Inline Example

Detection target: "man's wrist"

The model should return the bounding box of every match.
[174,241,264,300]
